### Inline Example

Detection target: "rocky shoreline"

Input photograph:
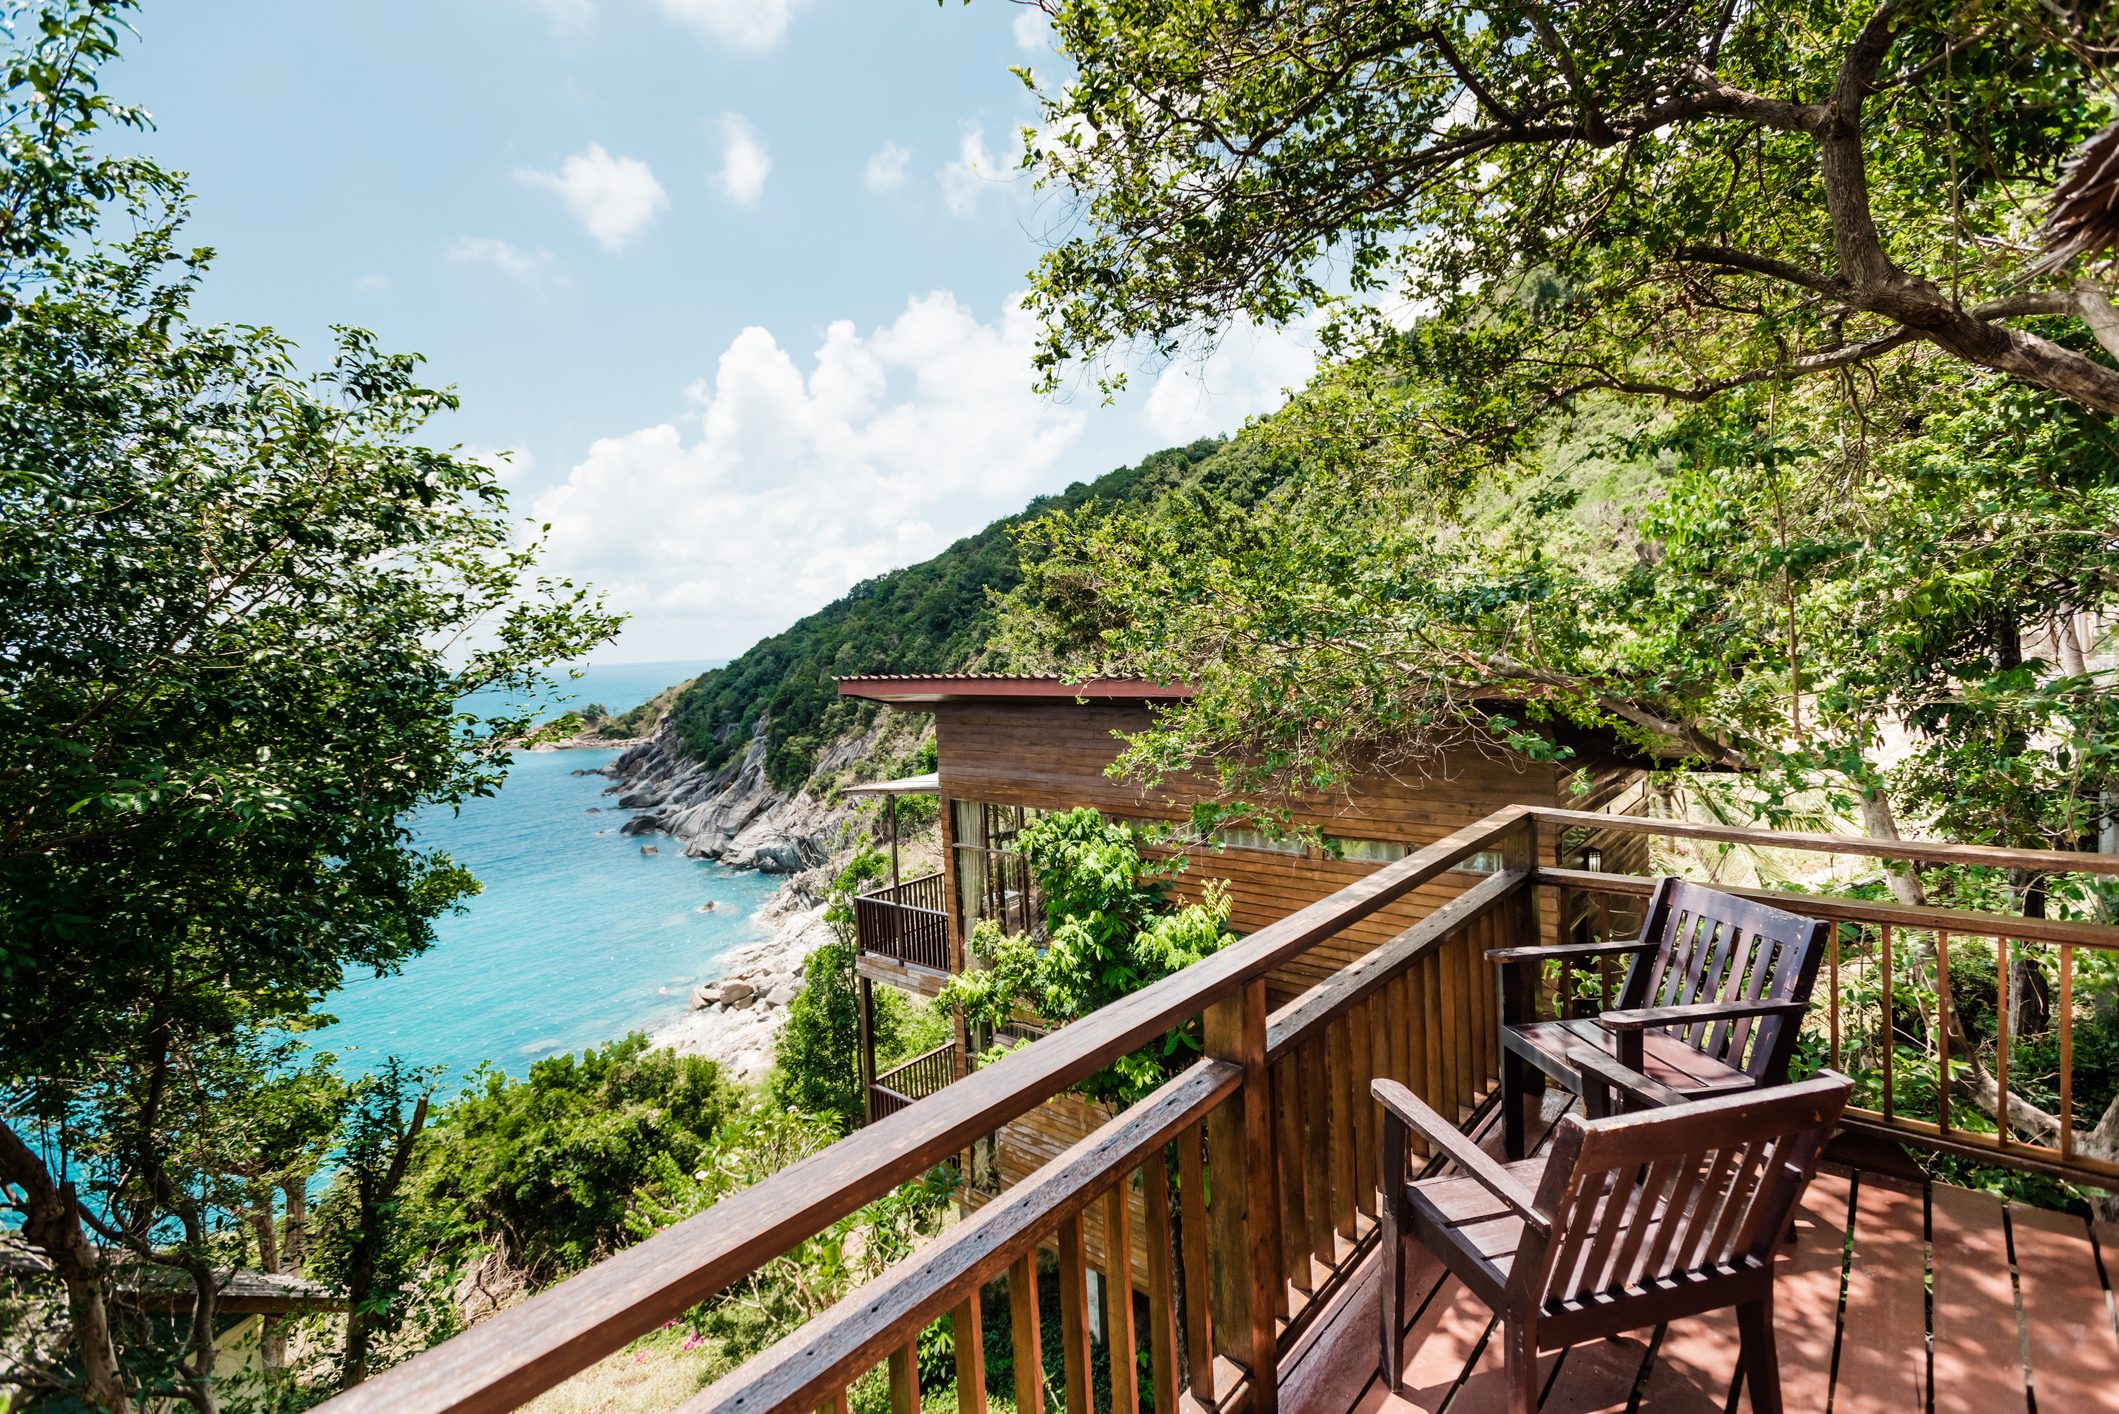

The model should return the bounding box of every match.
[600,718,881,875]
[647,872,836,1083]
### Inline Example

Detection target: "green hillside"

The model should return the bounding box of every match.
[664,434,1289,790]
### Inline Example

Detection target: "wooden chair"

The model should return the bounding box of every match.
[1375,1070,1852,1414]
[1489,877,1830,1159]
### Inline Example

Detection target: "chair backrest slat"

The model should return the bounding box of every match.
[1621,880,1832,1084]
[1522,1075,1849,1310]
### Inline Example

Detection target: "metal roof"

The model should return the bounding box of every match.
[836,674,1193,704]
[841,771,940,796]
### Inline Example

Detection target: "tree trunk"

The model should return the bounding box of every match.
[250,1195,286,1372]
[0,1119,131,1414]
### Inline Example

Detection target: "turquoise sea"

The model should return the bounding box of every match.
[313,661,781,1087]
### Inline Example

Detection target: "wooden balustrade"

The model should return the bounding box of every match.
[871,1041,960,1119]
[1534,809,2119,1190]
[854,870,951,973]
[317,806,1536,1414]
[315,803,2119,1414]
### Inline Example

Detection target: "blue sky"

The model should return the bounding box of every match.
[109,0,1320,661]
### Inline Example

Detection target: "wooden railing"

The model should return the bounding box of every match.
[853,870,951,973]
[317,804,2119,1414]
[1531,808,2119,1190]
[871,1041,960,1120]
[319,806,1537,1414]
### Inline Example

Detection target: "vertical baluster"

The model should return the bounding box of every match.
[1176,1123,1214,1398]
[1350,998,1378,1222]
[1828,921,1841,1070]
[1936,931,1951,1134]
[1009,1253,1043,1414]
[1879,923,1894,1122]
[1420,950,1446,1132]
[1390,971,1415,1089]
[2060,944,2075,1161]
[1452,924,1476,1114]
[1408,960,1433,1158]
[1472,909,1496,1093]
[1272,1053,1310,1310]
[953,1291,987,1414]
[889,1338,920,1414]
[1326,1016,1357,1242]
[1057,1214,1092,1414]
[1202,982,1280,1414]
[1143,1149,1179,1414]
[1437,930,1464,1119]
[1106,1181,1139,1414]
[1296,1036,1333,1272]
[1994,937,2010,1147]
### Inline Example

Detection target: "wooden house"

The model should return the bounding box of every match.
[835,674,1656,1295]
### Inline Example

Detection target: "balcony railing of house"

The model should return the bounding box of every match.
[871,1041,961,1120]
[320,805,2119,1414]
[853,870,951,973]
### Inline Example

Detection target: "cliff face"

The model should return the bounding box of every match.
[604,715,885,873]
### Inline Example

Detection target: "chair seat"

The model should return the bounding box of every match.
[1505,1018,1758,1096]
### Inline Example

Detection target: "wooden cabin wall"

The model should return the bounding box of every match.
[931,700,1654,1004]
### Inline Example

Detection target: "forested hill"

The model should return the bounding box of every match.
[661,435,1288,791]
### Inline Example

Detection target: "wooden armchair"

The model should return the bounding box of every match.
[1375,1070,1852,1414]
[1489,877,1830,1158]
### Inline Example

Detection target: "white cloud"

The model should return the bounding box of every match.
[658,0,803,50]
[516,144,667,251]
[1138,315,1325,442]
[863,140,911,194]
[449,236,567,289]
[939,126,1008,218]
[1012,7,1049,49]
[529,292,1084,657]
[524,0,594,32]
[714,115,771,207]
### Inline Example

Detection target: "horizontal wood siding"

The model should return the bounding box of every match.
[932,700,1610,998]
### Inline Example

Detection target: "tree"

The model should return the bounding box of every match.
[0,5,620,1407]
[310,1060,437,1388]
[1022,0,2119,417]
[773,847,899,1132]
[941,809,1236,1103]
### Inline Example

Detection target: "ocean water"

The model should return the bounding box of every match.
[314,661,782,1087]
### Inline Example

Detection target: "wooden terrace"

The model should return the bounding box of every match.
[319,807,2119,1414]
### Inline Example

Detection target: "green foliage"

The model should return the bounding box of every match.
[661,437,1286,790]
[1022,1,2119,417]
[309,1059,442,1384]
[402,1035,740,1281]
[629,1106,957,1369]
[774,846,899,1132]
[942,809,1236,1103]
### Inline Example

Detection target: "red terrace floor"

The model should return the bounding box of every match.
[1277,1105,2119,1414]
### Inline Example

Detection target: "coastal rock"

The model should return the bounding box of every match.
[718,979,755,1005]
[603,717,884,874]
[649,895,838,1082]
[639,844,658,856]
[765,982,798,1007]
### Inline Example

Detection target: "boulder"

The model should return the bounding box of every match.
[639,844,658,856]
[718,979,756,1005]
[765,982,799,1007]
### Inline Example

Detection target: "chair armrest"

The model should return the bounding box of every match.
[1596,998,1809,1033]
[1562,1044,1688,1110]
[1485,939,1654,964]
[1372,1079,1548,1232]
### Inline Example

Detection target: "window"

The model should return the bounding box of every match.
[952,800,1045,939]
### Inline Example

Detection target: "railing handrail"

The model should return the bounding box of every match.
[858,870,947,904]
[1539,865,2119,950]
[873,1040,958,1087]
[1529,805,2119,878]
[318,804,1536,1413]
[688,1060,1243,1414]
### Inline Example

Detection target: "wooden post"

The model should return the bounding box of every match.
[858,976,878,1126]
[1499,819,1539,1155]
[1202,979,1279,1414]
[888,792,900,888]
[1008,1254,1044,1414]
